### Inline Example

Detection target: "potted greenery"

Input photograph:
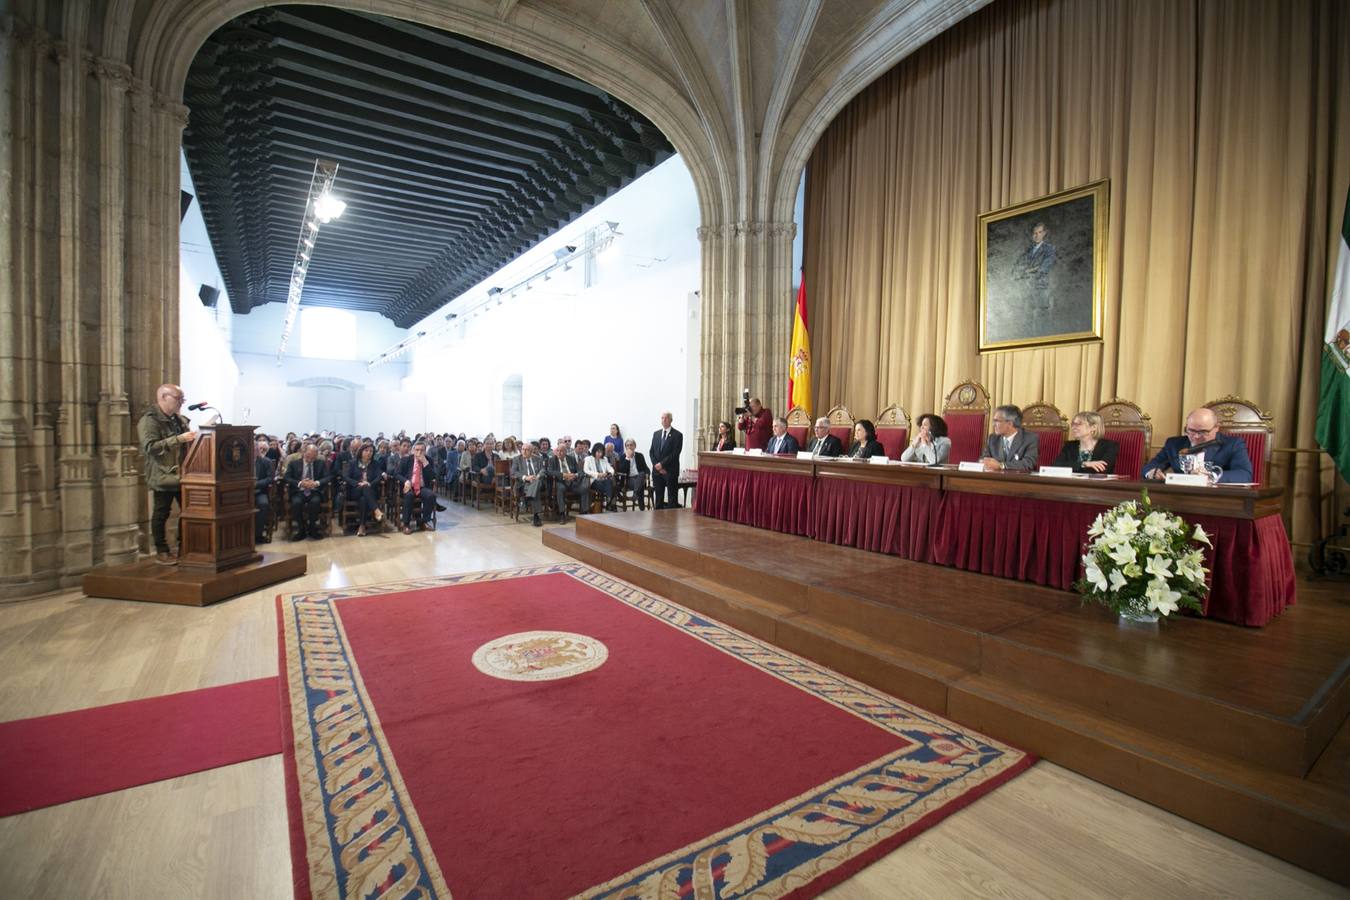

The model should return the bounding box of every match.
[1077,491,1210,623]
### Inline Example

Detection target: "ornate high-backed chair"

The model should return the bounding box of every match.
[942,380,991,465]
[1096,398,1153,479]
[874,404,910,460]
[1021,402,1069,468]
[826,405,855,447]
[785,406,812,449]
[1205,395,1274,483]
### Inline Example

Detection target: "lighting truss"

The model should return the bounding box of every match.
[277,159,344,364]
[367,220,619,370]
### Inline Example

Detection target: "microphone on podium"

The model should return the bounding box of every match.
[187,401,210,411]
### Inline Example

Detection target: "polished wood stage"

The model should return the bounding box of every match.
[544,509,1350,885]
[81,551,307,607]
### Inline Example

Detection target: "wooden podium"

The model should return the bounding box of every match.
[179,424,263,572]
[83,423,306,606]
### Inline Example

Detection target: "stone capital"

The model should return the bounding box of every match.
[90,55,134,90]
[152,95,190,127]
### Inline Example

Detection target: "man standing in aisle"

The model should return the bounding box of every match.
[649,410,684,509]
[137,383,196,565]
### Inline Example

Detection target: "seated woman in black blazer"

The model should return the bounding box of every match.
[711,420,737,452]
[846,419,886,459]
[1052,410,1119,474]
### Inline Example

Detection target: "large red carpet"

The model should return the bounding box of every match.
[278,564,1034,899]
[0,677,281,817]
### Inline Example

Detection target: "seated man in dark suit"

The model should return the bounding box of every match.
[473,438,496,488]
[764,416,801,455]
[285,443,331,540]
[399,440,438,532]
[649,411,684,509]
[1143,407,1253,484]
[615,438,650,509]
[546,444,589,523]
[254,436,274,543]
[980,404,1039,472]
[806,417,843,457]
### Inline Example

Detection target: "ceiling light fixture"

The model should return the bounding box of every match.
[367,220,618,370]
[277,158,344,364]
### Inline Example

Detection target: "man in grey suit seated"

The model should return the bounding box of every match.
[547,443,590,524]
[980,404,1039,472]
[511,441,546,526]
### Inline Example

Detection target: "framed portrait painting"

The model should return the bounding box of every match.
[978,179,1108,353]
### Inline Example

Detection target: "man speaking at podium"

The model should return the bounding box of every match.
[137,383,197,565]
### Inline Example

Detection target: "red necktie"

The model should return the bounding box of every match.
[412,457,423,494]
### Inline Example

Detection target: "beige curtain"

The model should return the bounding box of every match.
[804,0,1350,544]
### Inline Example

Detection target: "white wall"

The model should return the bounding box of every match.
[405,156,702,469]
[178,153,239,424]
[228,288,424,436]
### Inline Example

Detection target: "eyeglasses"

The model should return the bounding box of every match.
[1184,427,1216,436]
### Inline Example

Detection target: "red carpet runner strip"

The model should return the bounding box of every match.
[0,676,282,817]
[277,564,1034,899]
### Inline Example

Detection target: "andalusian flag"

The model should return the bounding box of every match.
[1317,188,1350,483]
[788,273,812,415]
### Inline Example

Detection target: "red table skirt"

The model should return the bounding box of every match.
[815,478,939,561]
[695,466,1295,627]
[694,465,814,537]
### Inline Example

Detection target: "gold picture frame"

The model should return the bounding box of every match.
[978,179,1108,353]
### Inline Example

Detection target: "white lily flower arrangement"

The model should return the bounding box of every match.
[1077,490,1210,621]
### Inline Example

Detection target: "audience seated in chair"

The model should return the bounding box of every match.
[346,443,386,536]
[254,436,274,544]
[547,443,589,524]
[285,443,331,540]
[615,438,650,509]
[512,442,547,526]
[584,443,618,511]
[399,440,437,532]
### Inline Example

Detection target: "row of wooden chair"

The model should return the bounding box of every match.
[786,383,1275,482]
[448,460,654,522]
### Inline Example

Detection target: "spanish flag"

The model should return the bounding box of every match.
[788,273,811,415]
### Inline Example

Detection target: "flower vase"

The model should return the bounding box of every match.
[1116,598,1159,625]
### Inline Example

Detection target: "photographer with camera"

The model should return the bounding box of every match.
[735,390,772,451]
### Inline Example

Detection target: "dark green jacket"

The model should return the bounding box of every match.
[137,406,189,490]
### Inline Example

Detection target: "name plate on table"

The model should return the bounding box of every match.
[1165,473,1211,487]
[796,451,814,460]
[730,448,746,455]
[958,461,986,472]
[1037,466,1074,478]
[746,449,764,456]
[868,456,890,465]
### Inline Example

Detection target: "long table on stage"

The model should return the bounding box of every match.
[693,452,1296,627]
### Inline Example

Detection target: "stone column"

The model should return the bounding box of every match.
[696,219,795,452]
[94,55,143,566]
[53,36,101,574]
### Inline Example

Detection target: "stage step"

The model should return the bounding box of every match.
[949,674,1350,884]
[543,514,1350,885]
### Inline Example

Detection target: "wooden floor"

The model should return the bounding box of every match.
[0,503,1343,900]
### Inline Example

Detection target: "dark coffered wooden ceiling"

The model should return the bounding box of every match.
[182,6,674,327]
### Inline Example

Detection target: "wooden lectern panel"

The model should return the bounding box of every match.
[178,424,262,573]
